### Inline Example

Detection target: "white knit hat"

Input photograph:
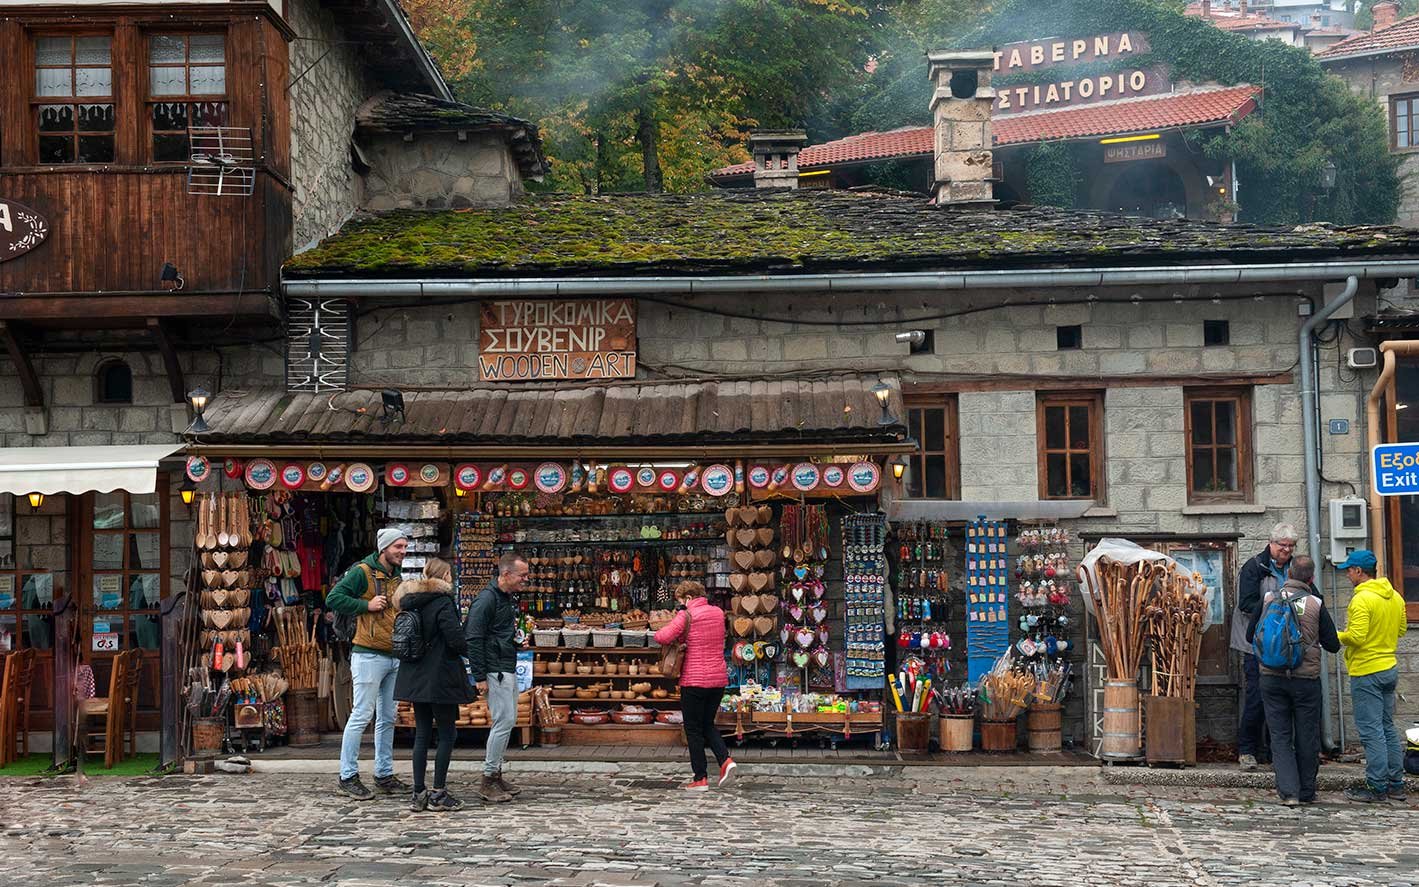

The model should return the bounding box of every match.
[376,528,408,553]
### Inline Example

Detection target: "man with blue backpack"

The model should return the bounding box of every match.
[1231,522,1301,771]
[1246,555,1340,806]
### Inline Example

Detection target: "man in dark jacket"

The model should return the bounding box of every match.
[464,551,528,803]
[1230,522,1297,771]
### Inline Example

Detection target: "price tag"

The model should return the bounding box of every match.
[92,632,120,652]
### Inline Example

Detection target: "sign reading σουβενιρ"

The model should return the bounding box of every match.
[1371,442,1419,496]
[478,298,636,381]
[0,198,49,262]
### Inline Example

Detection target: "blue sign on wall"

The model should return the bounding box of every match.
[1372,443,1419,496]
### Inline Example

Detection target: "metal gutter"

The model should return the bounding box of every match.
[282,260,1419,298]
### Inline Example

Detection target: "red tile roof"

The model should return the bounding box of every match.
[709,86,1261,180]
[1183,3,1298,32]
[1316,14,1419,58]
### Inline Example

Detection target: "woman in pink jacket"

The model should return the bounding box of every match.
[654,580,736,790]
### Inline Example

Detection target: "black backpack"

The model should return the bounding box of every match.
[391,607,426,662]
[331,563,373,644]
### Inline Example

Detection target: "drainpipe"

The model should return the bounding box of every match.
[1366,340,1419,572]
[1300,275,1357,753]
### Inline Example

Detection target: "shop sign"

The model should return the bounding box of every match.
[1104,141,1167,163]
[1372,442,1419,496]
[0,198,49,262]
[993,32,1150,74]
[478,298,637,381]
[995,66,1170,115]
[990,31,1170,116]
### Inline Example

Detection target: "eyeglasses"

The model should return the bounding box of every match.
[1273,542,1296,550]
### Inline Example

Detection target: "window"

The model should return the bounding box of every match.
[89,490,166,654]
[1203,319,1230,346]
[1392,93,1419,150]
[34,35,115,164]
[903,396,960,499]
[147,33,228,161]
[1037,393,1103,500]
[0,495,54,654]
[1056,325,1082,350]
[95,359,133,404]
[1185,388,1253,503]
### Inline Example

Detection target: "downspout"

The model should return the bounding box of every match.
[1366,340,1419,571]
[1300,275,1357,753]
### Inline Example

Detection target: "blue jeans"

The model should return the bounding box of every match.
[340,651,399,781]
[1351,666,1404,793]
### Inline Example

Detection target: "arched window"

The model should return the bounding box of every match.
[95,359,133,404]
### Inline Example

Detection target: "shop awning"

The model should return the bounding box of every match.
[0,444,183,496]
[190,374,911,457]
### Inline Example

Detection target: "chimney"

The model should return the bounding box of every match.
[1201,0,1211,18]
[1237,0,1247,16]
[749,130,807,189]
[1374,0,1400,30]
[927,50,997,207]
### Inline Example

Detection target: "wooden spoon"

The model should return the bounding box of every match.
[216,493,230,548]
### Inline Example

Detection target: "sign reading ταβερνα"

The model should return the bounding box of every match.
[0,198,50,262]
[478,298,637,381]
[1372,442,1419,496]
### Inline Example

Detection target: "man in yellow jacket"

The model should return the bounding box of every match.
[1335,550,1408,803]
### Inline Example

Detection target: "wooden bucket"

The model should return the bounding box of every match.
[191,717,224,756]
[896,712,930,754]
[286,688,320,748]
[540,725,563,748]
[979,718,1018,753]
[1026,703,1062,753]
[940,714,974,752]
[1144,695,1196,766]
[1100,680,1141,759]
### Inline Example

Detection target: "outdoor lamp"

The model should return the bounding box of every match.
[1320,160,1337,192]
[871,381,897,426]
[892,457,908,481]
[186,386,211,434]
[26,492,44,510]
[381,388,406,424]
[180,480,196,507]
[454,485,467,497]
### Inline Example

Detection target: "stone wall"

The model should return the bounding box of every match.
[360,132,524,210]
[1325,55,1419,227]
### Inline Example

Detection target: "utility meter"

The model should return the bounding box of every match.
[1328,496,1368,565]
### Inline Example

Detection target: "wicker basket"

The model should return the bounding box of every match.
[590,629,621,648]
[621,619,649,630]
[620,630,648,647]
[532,629,562,647]
[561,629,591,649]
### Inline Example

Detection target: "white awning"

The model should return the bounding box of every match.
[0,444,183,496]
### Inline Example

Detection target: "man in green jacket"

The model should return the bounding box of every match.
[1335,550,1409,803]
[326,528,410,801]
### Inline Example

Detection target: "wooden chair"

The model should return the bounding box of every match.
[123,650,143,759]
[82,649,133,769]
[0,649,37,767]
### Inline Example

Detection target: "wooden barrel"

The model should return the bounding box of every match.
[539,725,563,748]
[979,718,1018,752]
[1144,695,1195,766]
[1026,703,1062,753]
[286,688,320,748]
[1100,680,1141,759]
[191,717,224,756]
[896,712,930,754]
[940,714,974,752]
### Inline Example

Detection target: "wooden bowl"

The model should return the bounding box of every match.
[629,682,652,695]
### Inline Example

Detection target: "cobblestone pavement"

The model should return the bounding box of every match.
[2,768,1416,886]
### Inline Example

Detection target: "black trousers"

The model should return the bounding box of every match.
[1259,674,1322,801]
[680,686,729,780]
[411,702,459,793]
[1239,653,1270,760]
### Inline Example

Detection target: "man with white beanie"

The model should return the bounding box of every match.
[327,527,409,800]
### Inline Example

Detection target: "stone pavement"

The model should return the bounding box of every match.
[2,766,1416,887]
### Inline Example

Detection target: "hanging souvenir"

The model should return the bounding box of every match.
[418,463,443,485]
[847,461,881,493]
[790,462,821,492]
[344,462,376,493]
[223,458,243,479]
[534,462,568,494]
[656,469,679,492]
[278,463,306,490]
[821,464,846,488]
[306,462,328,483]
[385,463,411,486]
[766,464,790,492]
[700,464,734,497]
[244,459,276,491]
[636,466,656,488]
[186,456,212,483]
[747,465,771,489]
[507,467,530,490]
[453,463,482,491]
[608,466,635,494]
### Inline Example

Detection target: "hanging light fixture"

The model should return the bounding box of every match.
[870,380,897,426]
[186,386,212,434]
[26,492,44,510]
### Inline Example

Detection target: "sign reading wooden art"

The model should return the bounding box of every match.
[0,198,49,262]
[991,32,1171,116]
[478,299,636,381]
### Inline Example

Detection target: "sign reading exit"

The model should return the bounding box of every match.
[1372,443,1419,496]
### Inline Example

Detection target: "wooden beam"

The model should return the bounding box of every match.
[0,292,277,322]
[0,320,43,407]
[146,318,187,404]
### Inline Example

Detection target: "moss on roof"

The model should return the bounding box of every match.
[284,190,1419,279]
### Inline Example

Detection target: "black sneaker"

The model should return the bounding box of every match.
[374,774,409,794]
[428,789,465,812]
[338,775,375,801]
[1344,785,1386,804]
[1389,785,1409,802]
[409,789,430,812]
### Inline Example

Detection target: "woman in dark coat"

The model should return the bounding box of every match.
[392,558,474,812]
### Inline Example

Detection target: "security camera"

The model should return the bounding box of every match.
[895,330,927,346]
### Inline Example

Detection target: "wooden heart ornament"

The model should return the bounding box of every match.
[736,505,760,527]
[211,551,229,568]
[211,588,229,608]
[818,626,830,646]
[788,604,804,622]
[202,570,219,588]
[733,617,753,637]
[725,528,738,546]
[753,616,774,636]
[758,594,778,613]
[735,529,757,548]
[795,628,815,649]
[792,651,811,668]
[790,584,805,603]
[813,647,830,668]
[752,549,776,569]
[756,505,772,525]
[739,595,759,615]
[780,625,792,645]
[725,507,743,527]
[747,573,770,593]
[811,605,828,624]
[229,589,250,608]
[221,570,241,588]
[729,574,749,593]
[755,528,774,547]
[733,550,755,571]
[227,551,248,569]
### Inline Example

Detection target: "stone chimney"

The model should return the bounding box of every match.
[749,130,807,189]
[1237,0,1247,15]
[1201,0,1211,18]
[927,50,997,207]
[1374,0,1400,30]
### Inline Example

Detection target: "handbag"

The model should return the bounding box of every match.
[658,605,692,680]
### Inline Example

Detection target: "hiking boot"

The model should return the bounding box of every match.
[337,775,375,801]
[1344,785,1387,804]
[409,789,430,812]
[683,778,709,791]
[1280,797,1300,807]
[718,757,738,788]
[478,775,512,803]
[1389,785,1409,802]
[493,770,523,797]
[374,774,409,794]
[428,789,465,812]
[1237,754,1258,772]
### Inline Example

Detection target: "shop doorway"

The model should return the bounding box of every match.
[1104,161,1188,219]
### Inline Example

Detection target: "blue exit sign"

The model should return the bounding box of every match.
[1372,443,1419,496]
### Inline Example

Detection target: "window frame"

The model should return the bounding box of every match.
[902,394,961,500]
[144,31,230,163]
[31,32,117,165]
[1391,92,1419,152]
[1184,387,1254,504]
[94,358,134,405]
[1036,392,1105,501]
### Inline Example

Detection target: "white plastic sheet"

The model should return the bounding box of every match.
[1076,537,1215,627]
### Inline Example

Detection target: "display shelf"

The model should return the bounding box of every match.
[557,722,686,746]
[534,672,675,681]
[546,695,683,704]
[495,537,721,549]
[531,646,662,654]
[496,512,727,523]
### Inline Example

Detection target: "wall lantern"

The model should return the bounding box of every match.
[186,386,212,434]
[871,381,897,426]
[26,492,44,510]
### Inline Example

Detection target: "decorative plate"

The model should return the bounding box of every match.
[185,456,211,483]
[657,469,679,492]
[636,467,657,488]
[747,465,771,489]
[385,463,411,486]
[306,462,328,483]
[244,459,276,490]
[454,463,482,491]
[507,467,530,490]
[700,464,734,496]
[279,463,306,489]
[534,462,568,494]
[821,465,846,488]
[847,461,881,493]
[608,466,635,493]
[344,462,376,492]
[790,462,821,492]
[418,463,442,484]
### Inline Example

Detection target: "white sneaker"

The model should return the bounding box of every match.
[1238,754,1258,771]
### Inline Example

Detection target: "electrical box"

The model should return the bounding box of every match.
[1347,347,1379,370]
[1329,496,1368,564]
[1322,281,1356,321]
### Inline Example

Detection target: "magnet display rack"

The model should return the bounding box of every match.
[1013,524,1075,664]
[842,513,887,691]
[964,517,1010,682]
[889,521,953,675]
[454,512,496,619]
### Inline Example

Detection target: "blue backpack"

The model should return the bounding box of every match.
[1253,592,1305,671]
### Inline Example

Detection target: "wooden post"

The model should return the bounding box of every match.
[51,595,74,768]
[160,592,187,766]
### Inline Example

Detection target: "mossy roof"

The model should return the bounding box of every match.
[283,189,1419,279]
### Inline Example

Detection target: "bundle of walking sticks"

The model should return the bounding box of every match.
[273,605,319,690]
[1081,557,1155,681]
[1144,569,1207,700]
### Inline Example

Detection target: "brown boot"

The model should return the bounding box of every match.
[493,770,522,797]
[478,774,512,803]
